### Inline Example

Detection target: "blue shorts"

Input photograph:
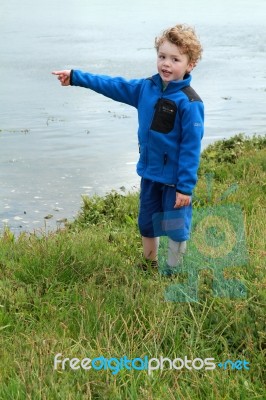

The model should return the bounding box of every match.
[138,178,192,242]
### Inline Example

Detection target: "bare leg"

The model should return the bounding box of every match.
[142,236,159,260]
[167,239,187,267]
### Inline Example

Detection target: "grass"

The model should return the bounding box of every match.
[0,134,265,399]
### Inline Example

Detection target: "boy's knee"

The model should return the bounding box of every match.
[168,238,187,254]
[167,239,187,267]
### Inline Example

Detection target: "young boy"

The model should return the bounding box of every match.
[52,24,204,274]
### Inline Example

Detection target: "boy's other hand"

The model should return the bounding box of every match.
[174,192,191,208]
[52,70,71,86]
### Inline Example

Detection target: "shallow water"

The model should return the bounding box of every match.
[1,0,266,234]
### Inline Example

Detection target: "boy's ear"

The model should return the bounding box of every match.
[186,62,195,73]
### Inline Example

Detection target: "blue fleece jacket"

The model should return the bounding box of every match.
[70,70,204,195]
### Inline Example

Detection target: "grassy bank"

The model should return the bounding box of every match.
[0,134,265,399]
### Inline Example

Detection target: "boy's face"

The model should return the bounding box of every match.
[157,40,194,84]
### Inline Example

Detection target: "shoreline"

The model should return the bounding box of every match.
[2,133,265,238]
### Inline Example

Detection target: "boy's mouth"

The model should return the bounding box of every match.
[162,69,171,77]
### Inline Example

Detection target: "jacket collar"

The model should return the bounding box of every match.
[150,73,192,93]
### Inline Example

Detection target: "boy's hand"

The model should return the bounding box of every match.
[52,70,71,86]
[174,192,191,208]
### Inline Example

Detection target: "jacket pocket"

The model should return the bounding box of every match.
[150,98,177,134]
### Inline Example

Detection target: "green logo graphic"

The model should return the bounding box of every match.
[155,175,248,302]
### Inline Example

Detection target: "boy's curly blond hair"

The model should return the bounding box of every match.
[155,24,203,65]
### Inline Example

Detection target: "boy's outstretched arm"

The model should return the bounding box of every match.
[52,69,143,108]
[52,70,71,86]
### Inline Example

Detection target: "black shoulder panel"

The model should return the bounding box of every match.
[181,86,202,102]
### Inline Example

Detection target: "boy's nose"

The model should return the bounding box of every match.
[163,59,170,67]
